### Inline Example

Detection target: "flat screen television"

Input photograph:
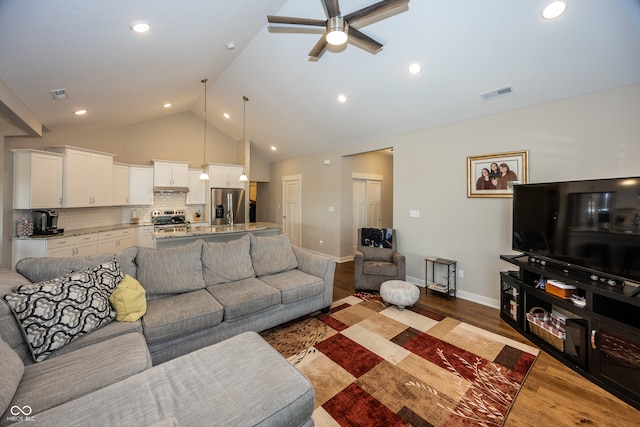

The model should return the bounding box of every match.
[512,177,640,286]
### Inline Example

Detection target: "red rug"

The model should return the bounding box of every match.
[261,293,539,427]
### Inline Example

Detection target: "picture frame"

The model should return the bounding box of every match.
[467,150,529,198]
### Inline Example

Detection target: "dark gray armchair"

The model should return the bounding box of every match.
[354,228,406,291]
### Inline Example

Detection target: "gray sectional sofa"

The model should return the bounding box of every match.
[0,233,335,426]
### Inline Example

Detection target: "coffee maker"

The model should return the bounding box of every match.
[32,210,63,235]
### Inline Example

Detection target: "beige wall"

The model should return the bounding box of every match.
[5,111,239,166]
[265,83,640,307]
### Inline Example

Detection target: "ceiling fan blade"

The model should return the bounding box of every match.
[309,34,329,59]
[348,27,383,52]
[267,15,326,26]
[344,0,409,25]
[323,0,341,18]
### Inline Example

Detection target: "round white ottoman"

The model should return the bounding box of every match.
[380,280,420,310]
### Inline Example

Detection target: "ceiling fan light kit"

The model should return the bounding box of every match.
[267,0,409,60]
[326,16,348,45]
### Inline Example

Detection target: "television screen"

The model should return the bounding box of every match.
[512,177,640,284]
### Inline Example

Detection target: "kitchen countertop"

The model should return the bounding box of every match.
[153,222,281,239]
[13,222,154,240]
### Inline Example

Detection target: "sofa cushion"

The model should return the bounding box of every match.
[258,270,325,304]
[250,233,298,277]
[136,240,205,296]
[206,278,280,321]
[109,275,147,322]
[0,335,23,417]
[142,290,224,345]
[363,260,398,276]
[3,271,115,362]
[359,246,393,262]
[6,332,151,419]
[202,234,255,285]
[25,332,314,427]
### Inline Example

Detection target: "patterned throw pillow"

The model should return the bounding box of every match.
[92,259,124,294]
[3,271,116,362]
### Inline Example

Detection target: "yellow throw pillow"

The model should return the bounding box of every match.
[109,274,146,322]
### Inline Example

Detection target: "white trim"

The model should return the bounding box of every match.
[282,174,302,182]
[352,172,383,181]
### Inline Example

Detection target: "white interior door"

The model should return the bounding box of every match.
[352,180,366,253]
[366,180,382,228]
[352,177,383,253]
[282,176,301,247]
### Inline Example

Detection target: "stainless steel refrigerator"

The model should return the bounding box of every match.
[210,188,245,225]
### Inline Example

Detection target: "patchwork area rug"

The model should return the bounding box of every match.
[261,293,539,427]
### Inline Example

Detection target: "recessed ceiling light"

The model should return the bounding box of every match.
[225,42,236,50]
[542,1,567,20]
[270,146,277,151]
[337,94,347,103]
[74,109,87,115]
[163,103,172,108]
[408,63,422,74]
[130,21,150,33]
[223,113,230,119]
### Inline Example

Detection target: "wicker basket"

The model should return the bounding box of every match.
[526,307,565,352]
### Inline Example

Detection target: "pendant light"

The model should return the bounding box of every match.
[199,78,210,180]
[239,95,249,182]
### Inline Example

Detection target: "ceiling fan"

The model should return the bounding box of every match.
[267,0,409,60]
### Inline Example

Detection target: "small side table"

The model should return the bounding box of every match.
[426,257,457,299]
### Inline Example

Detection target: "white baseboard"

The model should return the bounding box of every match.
[406,275,499,309]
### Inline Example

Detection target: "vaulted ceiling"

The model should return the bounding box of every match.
[1,0,639,161]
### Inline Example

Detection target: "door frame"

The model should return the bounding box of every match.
[282,174,302,246]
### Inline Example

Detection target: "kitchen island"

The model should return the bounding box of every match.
[154,222,281,248]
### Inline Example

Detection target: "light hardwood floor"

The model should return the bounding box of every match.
[333,261,640,426]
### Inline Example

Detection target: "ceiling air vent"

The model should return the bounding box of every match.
[50,88,69,100]
[480,85,514,102]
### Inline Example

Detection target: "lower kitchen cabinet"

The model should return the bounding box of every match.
[136,225,155,248]
[97,229,135,253]
[12,234,98,269]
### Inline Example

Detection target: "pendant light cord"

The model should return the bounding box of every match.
[202,79,208,167]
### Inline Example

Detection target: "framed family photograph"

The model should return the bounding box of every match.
[467,150,529,198]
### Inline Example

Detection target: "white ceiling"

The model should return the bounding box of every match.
[1,0,639,161]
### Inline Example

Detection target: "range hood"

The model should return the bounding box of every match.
[153,186,189,193]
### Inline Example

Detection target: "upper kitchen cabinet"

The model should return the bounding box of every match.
[112,163,130,205]
[209,163,244,188]
[12,149,64,209]
[129,165,154,205]
[153,160,189,190]
[46,146,115,208]
[187,169,206,205]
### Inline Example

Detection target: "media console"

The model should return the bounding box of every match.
[500,254,640,411]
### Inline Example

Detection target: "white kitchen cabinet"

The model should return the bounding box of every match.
[97,228,135,254]
[11,149,64,209]
[153,160,189,188]
[12,234,98,269]
[47,146,115,207]
[129,166,154,205]
[208,163,244,188]
[187,169,206,205]
[136,225,155,248]
[112,163,130,205]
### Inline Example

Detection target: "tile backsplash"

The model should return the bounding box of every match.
[12,193,205,236]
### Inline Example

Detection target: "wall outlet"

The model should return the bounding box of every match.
[458,269,464,278]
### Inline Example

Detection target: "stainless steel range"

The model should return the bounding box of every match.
[152,209,187,233]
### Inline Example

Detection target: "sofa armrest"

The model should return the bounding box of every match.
[292,246,335,308]
[393,252,406,280]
